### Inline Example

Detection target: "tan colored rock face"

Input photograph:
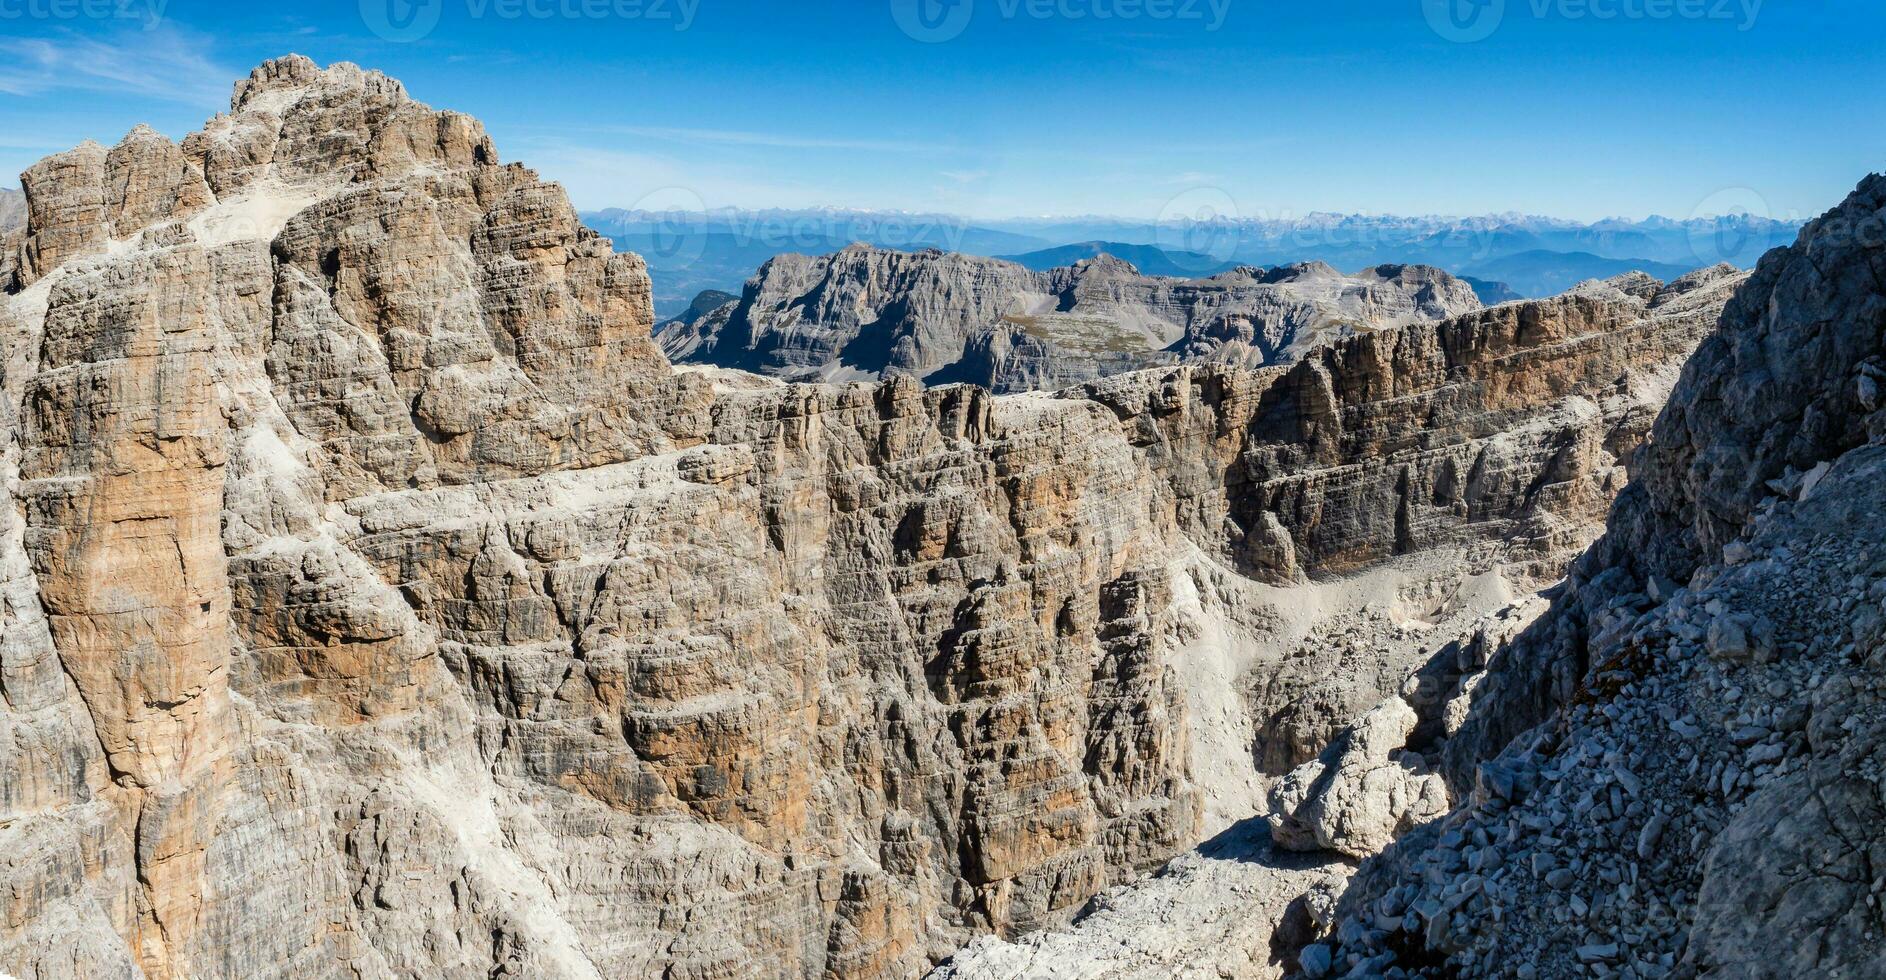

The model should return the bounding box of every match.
[18,226,233,979]
[13,128,214,289]
[17,142,110,283]
[0,56,1733,980]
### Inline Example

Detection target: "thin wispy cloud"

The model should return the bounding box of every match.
[1162,171,1223,185]
[0,30,232,108]
[508,137,861,212]
[603,125,947,154]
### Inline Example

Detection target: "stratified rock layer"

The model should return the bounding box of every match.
[0,57,1733,980]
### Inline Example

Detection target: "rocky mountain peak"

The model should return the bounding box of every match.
[231,53,409,114]
[1261,260,1344,283]
[4,52,523,295]
[1066,252,1143,276]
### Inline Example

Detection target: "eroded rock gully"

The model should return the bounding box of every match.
[0,57,1739,979]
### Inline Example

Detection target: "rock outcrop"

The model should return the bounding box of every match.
[0,56,1743,980]
[660,249,1484,392]
[0,187,24,233]
[1267,698,1449,858]
[1292,176,1886,978]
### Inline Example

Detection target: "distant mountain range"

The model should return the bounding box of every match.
[580,206,1803,317]
[976,211,1802,269]
[655,246,1484,393]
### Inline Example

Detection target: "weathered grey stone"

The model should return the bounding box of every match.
[660,250,1483,392]
[1307,172,1886,980]
[0,187,23,233]
[1267,698,1449,858]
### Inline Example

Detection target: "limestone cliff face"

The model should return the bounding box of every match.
[0,58,1729,980]
[1079,265,1740,587]
[660,249,1484,392]
[1296,177,1886,978]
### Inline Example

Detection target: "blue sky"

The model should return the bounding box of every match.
[0,0,1878,221]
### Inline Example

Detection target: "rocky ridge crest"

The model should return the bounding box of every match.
[660,247,1485,393]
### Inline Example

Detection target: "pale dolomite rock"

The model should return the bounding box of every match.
[1266,698,1448,858]
[0,56,1738,980]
